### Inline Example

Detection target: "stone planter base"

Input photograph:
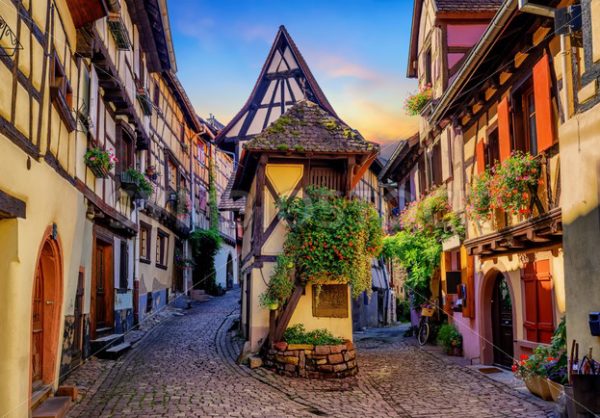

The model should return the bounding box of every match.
[264,340,357,378]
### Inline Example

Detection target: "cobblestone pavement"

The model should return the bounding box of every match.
[67,289,554,418]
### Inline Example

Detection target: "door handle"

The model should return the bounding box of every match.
[46,300,54,305]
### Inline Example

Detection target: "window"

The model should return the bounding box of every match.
[50,52,76,132]
[119,240,129,289]
[424,49,432,85]
[485,127,500,168]
[417,156,427,196]
[139,222,151,263]
[430,143,442,187]
[166,158,178,192]
[120,130,135,171]
[512,80,538,155]
[156,229,169,269]
[522,259,554,343]
[153,81,160,107]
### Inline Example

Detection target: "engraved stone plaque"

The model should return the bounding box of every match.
[312,284,348,318]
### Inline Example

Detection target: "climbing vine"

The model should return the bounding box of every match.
[190,149,222,295]
[260,186,383,306]
[383,186,463,305]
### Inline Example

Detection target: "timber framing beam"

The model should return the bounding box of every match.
[465,208,562,258]
[0,189,26,219]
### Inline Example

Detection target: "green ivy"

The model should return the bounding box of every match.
[383,186,463,305]
[260,186,383,306]
[190,228,222,294]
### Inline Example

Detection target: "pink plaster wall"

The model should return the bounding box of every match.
[447,24,488,47]
[450,272,483,364]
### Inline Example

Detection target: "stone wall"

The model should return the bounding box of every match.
[264,341,357,378]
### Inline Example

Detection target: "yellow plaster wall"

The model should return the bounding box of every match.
[288,283,353,342]
[138,214,176,294]
[0,137,89,418]
[559,101,600,358]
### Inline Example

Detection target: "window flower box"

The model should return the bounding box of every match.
[120,168,153,199]
[404,86,432,116]
[85,148,116,178]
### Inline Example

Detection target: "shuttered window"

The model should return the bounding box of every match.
[476,139,486,174]
[498,97,512,162]
[522,259,554,343]
[532,53,555,152]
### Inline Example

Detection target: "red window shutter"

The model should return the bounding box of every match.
[476,140,485,174]
[522,262,539,342]
[460,248,475,319]
[533,53,555,153]
[522,259,555,343]
[535,260,554,344]
[498,96,511,162]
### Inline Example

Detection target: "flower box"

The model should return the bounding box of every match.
[120,172,139,194]
[89,164,109,179]
[85,148,116,179]
[546,379,564,403]
[524,375,553,401]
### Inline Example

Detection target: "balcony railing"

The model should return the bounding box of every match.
[107,12,131,50]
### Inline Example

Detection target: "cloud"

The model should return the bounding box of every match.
[313,54,381,82]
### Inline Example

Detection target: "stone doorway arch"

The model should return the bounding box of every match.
[31,230,63,390]
[479,267,516,366]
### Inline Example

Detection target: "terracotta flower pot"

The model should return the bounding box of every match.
[546,379,564,403]
[524,375,553,401]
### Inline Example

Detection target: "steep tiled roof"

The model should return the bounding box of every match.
[435,0,503,12]
[218,176,246,213]
[244,101,378,155]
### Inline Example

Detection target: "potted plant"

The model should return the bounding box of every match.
[489,151,541,217]
[437,323,463,356]
[120,168,154,199]
[545,317,567,402]
[404,85,432,116]
[145,165,158,181]
[84,148,117,178]
[512,347,553,400]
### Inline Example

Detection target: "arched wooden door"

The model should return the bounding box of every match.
[491,273,514,367]
[31,237,62,390]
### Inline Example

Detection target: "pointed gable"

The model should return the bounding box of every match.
[216,25,337,152]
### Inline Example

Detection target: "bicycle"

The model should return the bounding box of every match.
[417,304,436,346]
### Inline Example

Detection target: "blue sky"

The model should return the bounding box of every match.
[169,0,419,146]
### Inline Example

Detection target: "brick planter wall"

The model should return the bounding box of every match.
[264,341,358,378]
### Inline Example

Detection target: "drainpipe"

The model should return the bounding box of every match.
[517,0,555,18]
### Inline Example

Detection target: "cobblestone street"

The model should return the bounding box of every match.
[66,289,554,418]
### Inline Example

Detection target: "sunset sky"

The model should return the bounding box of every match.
[169,0,419,148]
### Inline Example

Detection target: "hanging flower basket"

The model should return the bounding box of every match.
[85,148,117,178]
[404,86,432,116]
[120,168,154,198]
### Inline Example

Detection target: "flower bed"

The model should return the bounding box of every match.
[264,340,357,378]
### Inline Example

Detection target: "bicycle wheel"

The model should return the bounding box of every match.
[417,320,430,346]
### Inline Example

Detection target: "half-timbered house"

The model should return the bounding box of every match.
[409,0,568,365]
[0,0,208,415]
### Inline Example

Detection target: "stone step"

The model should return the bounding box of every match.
[98,342,131,360]
[90,333,124,355]
[32,396,71,418]
[31,385,52,410]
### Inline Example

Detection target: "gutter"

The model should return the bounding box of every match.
[429,0,518,126]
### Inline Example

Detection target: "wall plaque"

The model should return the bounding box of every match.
[312,284,348,318]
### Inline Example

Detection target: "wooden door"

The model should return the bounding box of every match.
[91,239,113,338]
[31,266,44,387]
[73,270,84,360]
[492,273,514,367]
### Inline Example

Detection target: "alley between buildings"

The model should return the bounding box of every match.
[65,290,553,418]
